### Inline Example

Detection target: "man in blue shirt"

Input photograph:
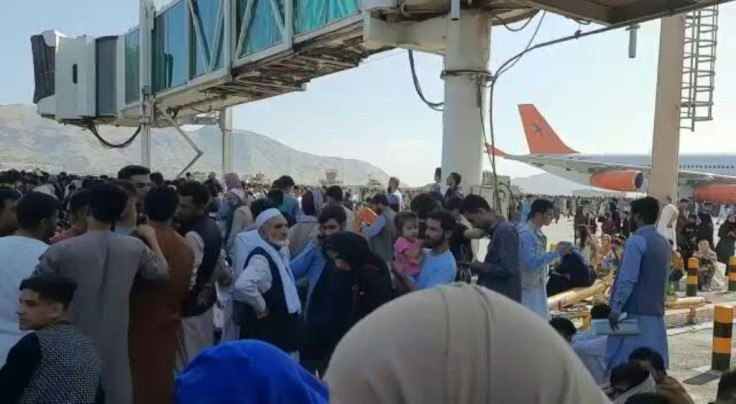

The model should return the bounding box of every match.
[519,199,571,320]
[414,210,457,289]
[607,196,671,369]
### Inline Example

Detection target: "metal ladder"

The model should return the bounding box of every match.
[681,5,719,132]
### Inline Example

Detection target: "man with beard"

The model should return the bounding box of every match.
[607,197,671,369]
[414,210,457,289]
[291,205,347,374]
[394,210,457,291]
[233,209,301,357]
[175,182,223,371]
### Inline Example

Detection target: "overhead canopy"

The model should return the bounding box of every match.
[517,0,730,25]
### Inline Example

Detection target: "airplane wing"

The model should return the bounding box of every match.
[513,154,736,186]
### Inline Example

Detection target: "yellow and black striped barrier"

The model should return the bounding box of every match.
[729,257,736,292]
[687,258,699,297]
[712,305,733,371]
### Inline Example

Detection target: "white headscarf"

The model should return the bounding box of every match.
[325,283,609,404]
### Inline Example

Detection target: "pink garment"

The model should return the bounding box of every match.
[393,237,422,277]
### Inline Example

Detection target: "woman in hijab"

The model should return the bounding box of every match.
[289,189,324,257]
[176,340,328,404]
[325,283,608,404]
[232,209,302,356]
[716,213,736,265]
[321,232,394,340]
[219,173,249,243]
[696,212,715,250]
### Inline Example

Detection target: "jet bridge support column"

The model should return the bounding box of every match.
[649,16,686,202]
[220,108,234,175]
[139,0,154,168]
[441,10,491,197]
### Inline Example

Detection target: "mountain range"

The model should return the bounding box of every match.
[0,104,390,185]
[0,104,613,194]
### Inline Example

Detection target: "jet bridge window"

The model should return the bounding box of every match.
[190,0,224,79]
[236,0,284,56]
[295,0,359,34]
[152,1,187,93]
[125,29,140,104]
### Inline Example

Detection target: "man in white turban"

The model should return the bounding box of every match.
[233,209,301,357]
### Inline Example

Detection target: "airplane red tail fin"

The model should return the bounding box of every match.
[485,143,508,157]
[518,104,578,155]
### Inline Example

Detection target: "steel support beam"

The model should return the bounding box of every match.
[155,104,205,179]
[649,15,686,202]
[139,0,154,168]
[220,108,234,175]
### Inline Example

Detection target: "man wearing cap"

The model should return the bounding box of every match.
[233,209,302,357]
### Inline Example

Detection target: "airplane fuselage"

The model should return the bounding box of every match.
[568,154,736,176]
[512,153,736,190]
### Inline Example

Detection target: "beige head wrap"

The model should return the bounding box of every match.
[325,283,610,404]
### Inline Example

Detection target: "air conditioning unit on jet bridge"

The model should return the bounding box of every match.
[32,30,119,125]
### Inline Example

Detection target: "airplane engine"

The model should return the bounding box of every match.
[694,184,736,205]
[589,170,644,192]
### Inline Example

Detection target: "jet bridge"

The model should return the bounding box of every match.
[31,0,732,181]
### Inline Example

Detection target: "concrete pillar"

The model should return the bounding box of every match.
[220,108,234,175]
[141,127,151,168]
[649,16,686,202]
[441,10,491,196]
[139,0,154,168]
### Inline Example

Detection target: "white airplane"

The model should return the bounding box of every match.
[488,104,736,204]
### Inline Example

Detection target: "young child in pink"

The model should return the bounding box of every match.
[393,212,423,281]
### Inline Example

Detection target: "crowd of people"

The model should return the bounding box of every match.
[0,166,733,403]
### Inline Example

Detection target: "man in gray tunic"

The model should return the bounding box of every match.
[35,183,168,404]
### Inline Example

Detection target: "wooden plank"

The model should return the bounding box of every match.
[547,281,608,310]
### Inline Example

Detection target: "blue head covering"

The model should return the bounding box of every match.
[176,340,329,404]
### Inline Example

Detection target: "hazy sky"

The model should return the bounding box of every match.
[3,1,736,186]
